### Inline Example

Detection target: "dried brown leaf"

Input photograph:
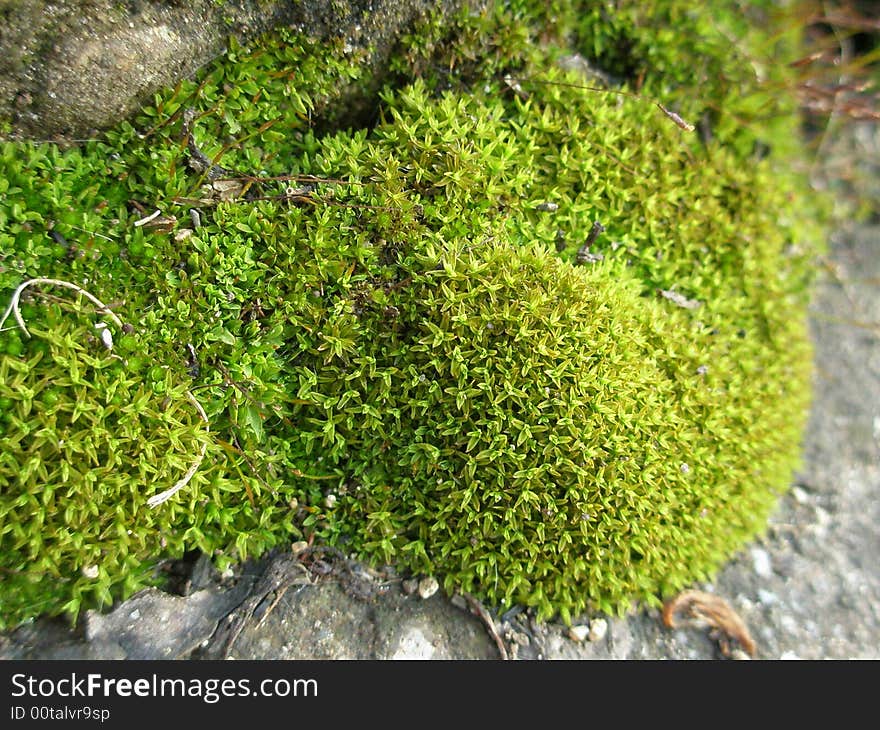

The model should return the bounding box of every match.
[662,589,756,657]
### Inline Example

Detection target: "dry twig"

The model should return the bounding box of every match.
[462,592,510,660]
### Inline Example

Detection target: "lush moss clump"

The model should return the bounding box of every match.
[0,1,822,628]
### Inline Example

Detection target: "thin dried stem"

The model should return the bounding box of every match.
[147,391,210,508]
[809,0,856,187]
[0,278,124,338]
[462,591,510,660]
[1,278,211,509]
[509,75,696,133]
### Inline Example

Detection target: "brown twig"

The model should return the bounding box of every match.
[462,592,510,660]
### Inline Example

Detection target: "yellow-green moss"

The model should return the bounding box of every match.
[0,1,824,628]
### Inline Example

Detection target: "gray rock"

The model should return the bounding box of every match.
[84,583,250,659]
[225,580,497,660]
[0,0,474,141]
[417,576,439,599]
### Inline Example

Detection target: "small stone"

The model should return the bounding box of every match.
[290,541,309,556]
[567,625,589,642]
[174,228,194,243]
[418,576,439,599]
[750,547,772,579]
[588,618,608,642]
[401,578,419,595]
[680,463,691,474]
[791,486,809,504]
[729,648,751,661]
[757,589,778,605]
[450,594,468,610]
[535,201,559,212]
[81,565,99,579]
[696,364,709,376]
[324,494,337,509]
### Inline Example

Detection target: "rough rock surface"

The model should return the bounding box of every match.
[0,0,470,140]
[2,219,878,661]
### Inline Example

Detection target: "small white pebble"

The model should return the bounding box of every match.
[81,565,99,579]
[791,486,809,504]
[418,576,439,599]
[324,494,337,509]
[290,541,309,556]
[750,547,773,579]
[757,589,778,605]
[680,463,690,474]
[588,618,608,642]
[729,648,751,661]
[568,625,589,642]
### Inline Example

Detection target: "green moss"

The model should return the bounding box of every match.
[0,1,824,629]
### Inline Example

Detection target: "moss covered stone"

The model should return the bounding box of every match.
[0,0,823,629]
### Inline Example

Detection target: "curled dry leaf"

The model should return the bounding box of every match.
[662,589,757,657]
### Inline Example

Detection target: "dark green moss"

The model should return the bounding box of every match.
[0,1,824,629]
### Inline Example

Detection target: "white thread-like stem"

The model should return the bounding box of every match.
[147,391,210,508]
[1,278,210,508]
[0,278,124,338]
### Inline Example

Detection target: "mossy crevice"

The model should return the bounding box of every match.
[0,1,824,629]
